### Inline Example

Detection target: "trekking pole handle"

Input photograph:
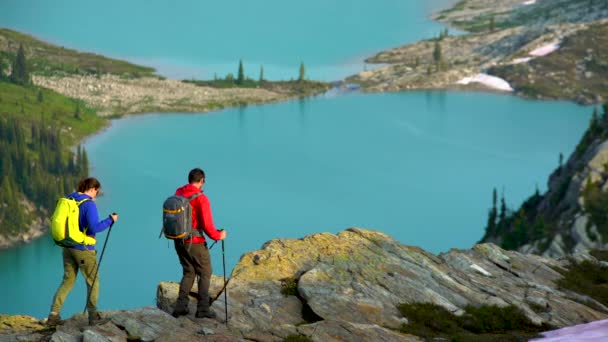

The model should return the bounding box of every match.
[209,229,224,250]
[109,212,118,225]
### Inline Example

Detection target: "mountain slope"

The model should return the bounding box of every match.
[481,104,608,257]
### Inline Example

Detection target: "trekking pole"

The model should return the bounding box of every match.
[83,219,115,313]
[222,239,228,326]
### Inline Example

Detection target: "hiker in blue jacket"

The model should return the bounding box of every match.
[47,177,118,326]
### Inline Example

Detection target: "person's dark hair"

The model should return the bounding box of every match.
[77,177,101,192]
[188,168,205,184]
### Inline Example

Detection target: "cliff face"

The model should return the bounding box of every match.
[483,105,608,258]
[3,228,608,341]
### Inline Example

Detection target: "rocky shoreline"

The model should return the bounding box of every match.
[32,74,312,117]
[0,217,47,250]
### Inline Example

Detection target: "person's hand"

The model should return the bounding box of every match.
[219,229,227,240]
[110,213,118,223]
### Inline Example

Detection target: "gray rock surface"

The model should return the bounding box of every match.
[3,228,608,341]
[155,228,607,341]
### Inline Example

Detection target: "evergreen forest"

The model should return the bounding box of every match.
[0,44,106,236]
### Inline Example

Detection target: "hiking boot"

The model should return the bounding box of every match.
[46,313,63,326]
[195,310,217,319]
[88,312,109,326]
[172,307,189,318]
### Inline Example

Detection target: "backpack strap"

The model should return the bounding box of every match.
[76,198,91,206]
[67,195,91,206]
[187,192,203,237]
[187,192,203,201]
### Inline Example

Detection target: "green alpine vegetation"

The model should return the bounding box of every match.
[0,47,107,237]
[555,251,608,311]
[0,113,93,235]
[0,28,156,77]
[398,302,552,341]
[489,22,608,104]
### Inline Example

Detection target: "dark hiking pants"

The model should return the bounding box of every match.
[174,241,212,315]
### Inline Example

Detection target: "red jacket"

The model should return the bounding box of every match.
[175,184,222,244]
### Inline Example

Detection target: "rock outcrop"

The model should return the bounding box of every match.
[160,228,606,341]
[3,228,608,341]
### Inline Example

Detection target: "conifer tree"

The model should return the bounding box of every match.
[237,59,245,85]
[0,176,14,207]
[67,151,76,174]
[76,145,83,174]
[485,188,498,235]
[259,65,264,82]
[498,192,507,229]
[601,103,608,125]
[298,62,305,81]
[37,89,43,103]
[489,16,496,32]
[81,148,89,177]
[74,104,81,120]
[10,44,29,86]
[433,40,442,68]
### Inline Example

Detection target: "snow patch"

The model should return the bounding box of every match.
[510,40,561,64]
[523,0,536,5]
[530,319,608,341]
[512,57,532,64]
[456,73,514,91]
[530,41,560,57]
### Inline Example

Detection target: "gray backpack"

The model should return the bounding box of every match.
[160,192,202,240]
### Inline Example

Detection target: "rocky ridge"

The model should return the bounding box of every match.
[521,139,608,257]
[482,105,608,258]
[348,0,608,104]
[4,228,607,341]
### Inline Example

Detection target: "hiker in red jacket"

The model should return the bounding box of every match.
[172,168,227,319]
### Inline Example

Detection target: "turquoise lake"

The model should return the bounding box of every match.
[0,0,593,319]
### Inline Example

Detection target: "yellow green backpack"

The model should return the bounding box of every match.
[50,197,96,247]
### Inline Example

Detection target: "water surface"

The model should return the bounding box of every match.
[0,91,591,318]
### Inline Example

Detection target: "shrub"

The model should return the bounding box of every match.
[397,302,550,341]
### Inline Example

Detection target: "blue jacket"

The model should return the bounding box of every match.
[68,192,114,251]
